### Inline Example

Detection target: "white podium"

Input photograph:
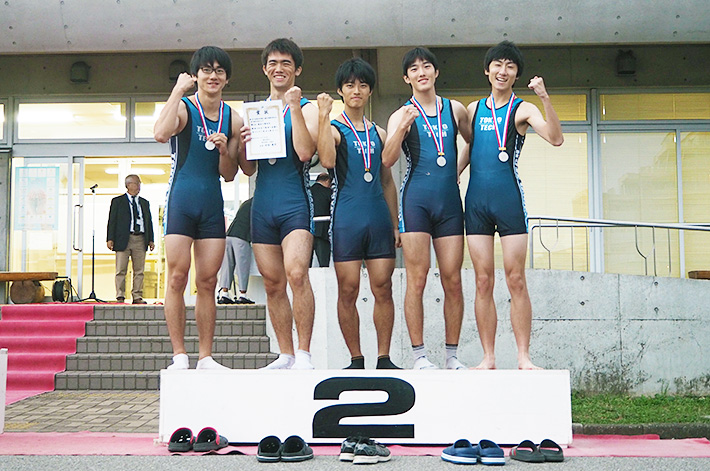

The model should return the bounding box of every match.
[159,369,572,446]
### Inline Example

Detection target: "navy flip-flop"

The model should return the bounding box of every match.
[539,438,564,462]
[168,427,194,452]
[476,439,506,466]
[193,426,229,452]
[510,439,545,463]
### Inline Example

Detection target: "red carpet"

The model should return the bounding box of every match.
[0,304,94,405]
[0,433,708,457]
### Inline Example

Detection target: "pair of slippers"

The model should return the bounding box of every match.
[168,427,229,453]
[257,435,314,462]
[441,439,506,465]
[510,439,564,463]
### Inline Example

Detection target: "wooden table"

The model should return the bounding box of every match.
[0,272,58,304]
[688,270,710,280]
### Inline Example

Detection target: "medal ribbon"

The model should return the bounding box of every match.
[410,96,444,156]
[194,92,224,143]
[267,96,290,119]
[490,92,515,152]
[341,112,371,172]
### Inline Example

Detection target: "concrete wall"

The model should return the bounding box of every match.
[264,267,710,395]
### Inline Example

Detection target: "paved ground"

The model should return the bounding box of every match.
[4,391,160,433]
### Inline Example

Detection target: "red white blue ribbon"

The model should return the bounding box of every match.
[490,92,515,152]
[194,92,224,142]
[410,96,444,156]
[341,112,371,172]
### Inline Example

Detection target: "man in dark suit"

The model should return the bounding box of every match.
[311,172,332,267]
[107,174,155,304]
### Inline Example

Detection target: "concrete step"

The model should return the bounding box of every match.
[64,352,278,372]
[75,336,271,354]
[84,320,266,337]
[91,304,267,321]
[55,371,160,390]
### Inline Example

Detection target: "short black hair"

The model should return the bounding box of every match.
[190,46,233,79]
[402,47,439,76]
[316,172,331,184]
[484,40,524,78]
[261,38,304,69]
[335,58,376,91]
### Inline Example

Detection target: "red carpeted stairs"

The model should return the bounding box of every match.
[0,304,94,405]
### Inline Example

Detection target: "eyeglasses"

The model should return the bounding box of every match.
[200,66,227,76]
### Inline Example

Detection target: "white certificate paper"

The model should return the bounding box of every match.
[243,100,287,160]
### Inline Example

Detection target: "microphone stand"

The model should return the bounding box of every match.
[79,184,105,302]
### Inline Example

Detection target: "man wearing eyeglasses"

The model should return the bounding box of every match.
[154,45,244,370]
[107,174,155,304]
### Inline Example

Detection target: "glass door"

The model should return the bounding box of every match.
[10,156,85,298]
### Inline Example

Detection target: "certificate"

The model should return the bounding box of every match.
[243,100,287,160]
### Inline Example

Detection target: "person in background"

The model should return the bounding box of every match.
[310,172,333,267]
[217,197,255,305]
[107,174,155,304]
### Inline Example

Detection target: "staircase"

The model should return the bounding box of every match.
[55,304,276,391]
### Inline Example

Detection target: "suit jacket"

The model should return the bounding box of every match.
[107,193,154,252]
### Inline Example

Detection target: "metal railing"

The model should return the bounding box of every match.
[527,216,710,276]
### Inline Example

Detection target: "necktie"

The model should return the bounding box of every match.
[131,196,140,233]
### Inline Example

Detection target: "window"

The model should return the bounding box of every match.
[601,93,710,121]
[17,102,127,140]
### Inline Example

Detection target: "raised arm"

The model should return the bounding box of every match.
[316,93,339,169]
[285,86,318,162]
[153,73,195,143]
[381,105,419,168]
[516,76,564,146]
[378,127,401,248]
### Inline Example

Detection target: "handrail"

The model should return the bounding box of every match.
[527,216,710,276]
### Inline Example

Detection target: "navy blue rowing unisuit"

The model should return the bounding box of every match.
[465,96,528,236]
[251,97,313,245]
[164,96,232,239]
[399,96,463,238]
[329,120,395,262]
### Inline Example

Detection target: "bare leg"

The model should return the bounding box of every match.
[163,235,192,358]
[334,260,363,359]
[432,235,464,346]
[400,232,431,347]
[364,257,396,357]
[501,234,541,370]
[253,243,294,356]
[192,238,226,361]
[467,234,497,369]
[281,230,315,353]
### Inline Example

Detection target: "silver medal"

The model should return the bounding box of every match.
[436,156,447,167]
[363,172,373,183]
[498,151,509,163]
[268,158,276,165]
[204,140,216,151]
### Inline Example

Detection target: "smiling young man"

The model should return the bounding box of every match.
[240,38,319,369]
[153,45,243,370]
[317,58,401,370]
[458,40,563,370]
[382,47,471,370]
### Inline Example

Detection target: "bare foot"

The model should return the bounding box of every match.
[518,358,543,370]
[471,358,496,370]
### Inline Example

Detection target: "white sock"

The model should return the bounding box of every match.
[413,356,438,370]
[412,344,427,363]
[196,356,230,370]
[445,344,466,369]
[261,353,295,370]
[292,350,315,370]
[167,353,189,370]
